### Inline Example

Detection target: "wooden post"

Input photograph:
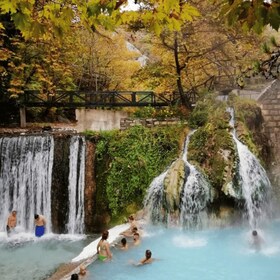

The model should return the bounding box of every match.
[20,106,26,128]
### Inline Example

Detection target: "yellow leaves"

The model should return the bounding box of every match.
[0,0,18,14]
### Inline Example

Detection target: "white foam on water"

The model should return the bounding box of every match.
[172,235,207,248]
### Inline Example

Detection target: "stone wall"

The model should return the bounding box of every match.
[257,79,280,188]
[120,117,186,130]
[75,109,128,132]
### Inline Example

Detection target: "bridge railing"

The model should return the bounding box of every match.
[20,90,179,107]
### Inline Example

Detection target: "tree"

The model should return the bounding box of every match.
[71,29,141,91]
[218,0,280,33]
[0,1,200,39]
[131,0,264,108]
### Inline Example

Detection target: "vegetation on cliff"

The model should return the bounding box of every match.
[84,124,187,223]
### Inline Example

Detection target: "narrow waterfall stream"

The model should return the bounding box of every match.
[227,108,271,228]
[180,131,211,227]
[67,135,86,234]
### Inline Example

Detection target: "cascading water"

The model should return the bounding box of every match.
[0,135,54,233]
[180,131,211,228]
[227,108,271,228]
[144,171,167,223]
[144,131,211,228]
[67,135,85,234]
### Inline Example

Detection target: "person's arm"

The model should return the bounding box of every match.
[105,242,112,259]
[42,217,46,226]
[7,216,11,227]
[96,240,100,254]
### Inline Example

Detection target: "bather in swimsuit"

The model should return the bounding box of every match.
[35,225,45,237]
[98,255,107,261]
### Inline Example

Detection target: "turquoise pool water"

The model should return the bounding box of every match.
[88,220,280,280]
[0,232,92,280]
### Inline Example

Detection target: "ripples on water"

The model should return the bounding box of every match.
[88,221,280,280]
[0,231,90,280]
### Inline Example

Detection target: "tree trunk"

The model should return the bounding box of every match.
[174,33,192,109]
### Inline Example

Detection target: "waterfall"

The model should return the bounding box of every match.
[180,131,211,228]
[67,135,85,234]
[0,135,54,233]
[144,131,211,227]
[227,108,271,228]
[144,171,167,223]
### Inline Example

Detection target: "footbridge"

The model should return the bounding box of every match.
[18,90,188,108]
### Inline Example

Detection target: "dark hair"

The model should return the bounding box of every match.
[102,230,109,240]
[71,273,79,280]
[252,230,258,236]
[34,214,39,219]
[145,249,152,259]
[121,238,127,246]
[128,215,134,221]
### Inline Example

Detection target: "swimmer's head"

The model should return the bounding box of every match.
[71,273,79,280]
[34,214,39,220]
[12,210,17,216]
[128,215,134,221]
[121,238,127,246]
[79,265,86,275]
[133,232,140,240]
[145,249,152,259]
[252,230,258,236]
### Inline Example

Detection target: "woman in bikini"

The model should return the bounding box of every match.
[96,230,112,261]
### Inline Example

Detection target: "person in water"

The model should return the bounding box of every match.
[251,230,264,251]
[137,249,154,265]
[120,215,139,236]
[6,210,17,236]
[78,265,87,277]
[119,237,129,250]
[34,214,46,237]
[133,232,141,246]
[97,230,112,261]
[70,273,79,280]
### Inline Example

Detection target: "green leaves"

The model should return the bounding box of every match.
[95,125,184,217]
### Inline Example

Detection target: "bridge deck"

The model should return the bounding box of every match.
[0,90,199,108]
[17,90,182,108]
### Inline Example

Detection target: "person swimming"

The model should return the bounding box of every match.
[133,232,141,246]
[138,249,154,265]
[79,265,87,277]
[96,230,112,261]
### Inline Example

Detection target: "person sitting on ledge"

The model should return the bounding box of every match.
[120,215,139,236]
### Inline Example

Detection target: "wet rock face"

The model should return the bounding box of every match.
[51,135,71,233]
[84,140,96,233]
[163,159,186,212]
